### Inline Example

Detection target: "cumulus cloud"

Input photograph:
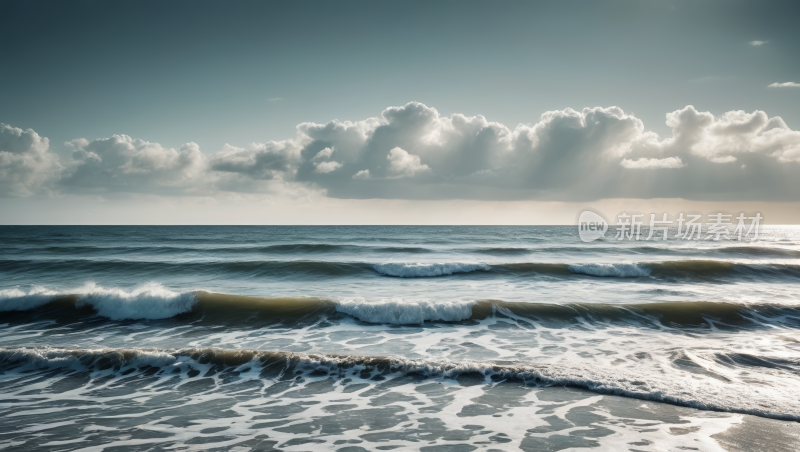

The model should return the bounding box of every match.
[210,141,299,180]
[314,161,343,173]
[309,147,343,173]
[0,123,61,196]
[387,147,430,177]
[768,82,800,88]
[3,101,800,201]
[276,102,800,200]
[62,135,207,194]
[629,106,800,163]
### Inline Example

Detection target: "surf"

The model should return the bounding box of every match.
[4,285,800,329]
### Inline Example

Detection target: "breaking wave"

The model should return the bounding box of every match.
[0,283,197,320]
[568,263,651,277]
[373,262,491,277]
[4,258,799,282]
[3,286,800,328]
[2,346,799,422]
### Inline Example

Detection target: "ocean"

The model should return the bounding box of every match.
[2,225,800,451]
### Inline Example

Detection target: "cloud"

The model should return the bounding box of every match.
[627,106,800,163]
[3,102,800,201]
[281,102,800,200]
[310,147,343,173]
[768,82,800,88]
[0,123,61,196]
[620,157,685,169]
[749,40,768,46]
[62,135,207,194]
[210,141,299,179]
[387,147,430,177]
[314,161,343,173]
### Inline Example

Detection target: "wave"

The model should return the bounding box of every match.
[0,285,61,312]
[336,297,475,323]
[2,243,439,256]
[373,262,490,277]
[469,247,533,255]
[498,260,800,280]
[75,282,196,320]
[468,244,800,259]
[9,243,800,261]
[4,286,800,328]
[0,259,378,279]
[0,283,196,320]
[2,346,798,422]
[3,257,799,282]
[568,263,651,277]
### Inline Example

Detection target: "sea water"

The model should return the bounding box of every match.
[2,225,800,451]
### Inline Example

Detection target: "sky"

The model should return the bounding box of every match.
[1,0,799,224]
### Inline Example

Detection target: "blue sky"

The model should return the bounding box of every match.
[1,0,799,223]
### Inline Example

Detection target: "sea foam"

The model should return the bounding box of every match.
[0,286,61,312]
[335,297,475,324]
[373,262,490,277]
[0,282,197,320]
[75,282,197,320]
[4,346,800,422]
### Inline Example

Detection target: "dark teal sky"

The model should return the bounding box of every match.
[2,0,798,156]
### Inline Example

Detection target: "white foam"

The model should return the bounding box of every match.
[568,262,651,277]
[76,282,197,320]
[0,286,60,312]
[0,346,183,371]
[373,262,490,277]
[335,297,475,324]
[4,345,800,422]
[0,282,197,320]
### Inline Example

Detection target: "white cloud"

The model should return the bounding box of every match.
[312,147,334,162]
[708,156,737,163]
[628,106,800,163]
[387,147,430,177]
[314,160,343,173]
[620,157,685,169]
[62,135,207,193]
[749,40,768,46]
[768,82,800,88]
[3,101,800,201]
[0,123,60,196]
[209,141,300,179]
